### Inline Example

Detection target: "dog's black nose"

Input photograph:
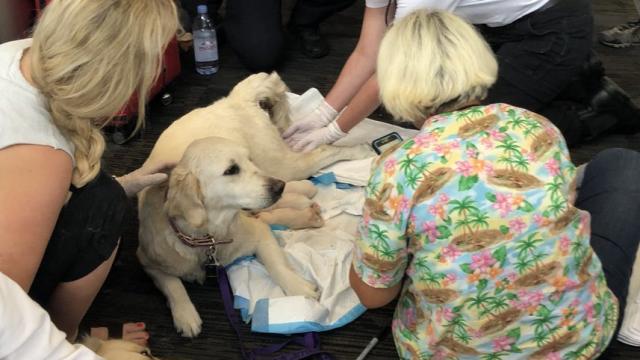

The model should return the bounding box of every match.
[268,178,285,197]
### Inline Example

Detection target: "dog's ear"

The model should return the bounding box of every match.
[165,167,207,228]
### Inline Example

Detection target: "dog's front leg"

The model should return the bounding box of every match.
[272,144,375,181]
[143,267,202,337]
[234,215,319,299]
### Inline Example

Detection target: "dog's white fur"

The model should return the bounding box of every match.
[137,73,373,337]
[82,336,158,360]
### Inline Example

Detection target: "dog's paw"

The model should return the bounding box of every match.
[171,301,203,338]
[307,203,324,228]
[283,276,320,300]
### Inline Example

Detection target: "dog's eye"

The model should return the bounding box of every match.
[223,164,239,176]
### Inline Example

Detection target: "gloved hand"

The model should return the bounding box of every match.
[282,99,338,139]
[115,161,175,197]
[287,120,347,152]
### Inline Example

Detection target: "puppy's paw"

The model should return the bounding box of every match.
[284,276,320,300]
[171,301,202,338]
[307,203,324,228]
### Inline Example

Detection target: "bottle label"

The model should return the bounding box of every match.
[194,30,218,62]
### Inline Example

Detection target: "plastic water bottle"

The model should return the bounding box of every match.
[193,5,219,75]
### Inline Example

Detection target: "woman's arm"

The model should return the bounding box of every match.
[0,145,73,291]
[349,264,401,308]
[324,6,387,113]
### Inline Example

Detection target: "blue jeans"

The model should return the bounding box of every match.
[577,148,640,322]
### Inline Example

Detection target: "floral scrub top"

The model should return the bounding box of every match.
[352,104,618,359]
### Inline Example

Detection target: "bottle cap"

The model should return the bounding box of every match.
[197,5,208,14]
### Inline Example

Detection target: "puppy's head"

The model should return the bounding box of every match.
[82,337,158,360]
[165,137,285,228]
[230,72,291,133]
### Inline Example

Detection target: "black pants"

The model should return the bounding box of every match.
[182,0,356,72]
[577,148,640,328]
[481,0,596,146]
[29,170,127,306]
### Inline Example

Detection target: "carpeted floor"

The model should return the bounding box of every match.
[85,1,640,358]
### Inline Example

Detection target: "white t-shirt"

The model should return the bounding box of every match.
[0,272,102,360]
[366,0,551,27]
[0,39,74,160]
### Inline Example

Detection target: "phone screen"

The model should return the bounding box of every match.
[372,132,403,154]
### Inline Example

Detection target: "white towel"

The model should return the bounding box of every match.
[617,244,640,346]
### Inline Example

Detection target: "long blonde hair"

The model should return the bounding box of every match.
[30,0,178,187]
[377,10,498,126]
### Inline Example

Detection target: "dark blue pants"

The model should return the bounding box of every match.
[577,148,640,321]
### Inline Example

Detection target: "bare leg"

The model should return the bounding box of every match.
[47,241,119,342]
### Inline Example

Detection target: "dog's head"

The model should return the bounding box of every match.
[165,137,285,228]
[82,337,158,360]
[229,72,291,133]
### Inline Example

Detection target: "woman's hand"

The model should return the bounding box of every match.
[286,120,347,152]
[283,99,338,140]
[115,161,175,197]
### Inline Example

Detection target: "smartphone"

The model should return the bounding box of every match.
[371,132,403,155]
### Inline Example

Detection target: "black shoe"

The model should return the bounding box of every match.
[292,27,329,59]
[589,76,640,133]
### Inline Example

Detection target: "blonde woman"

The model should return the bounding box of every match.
[350,10,640,358]
[0,0,178,355]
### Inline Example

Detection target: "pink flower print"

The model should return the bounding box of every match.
[492,336,513,352]
[559,235,571,253]
[509,218,527,234]
[432,348,449,360]
[442,245,461,261]
[583,300,595,321]
[493,193,513,217]
[545,158,560,177]
[422,221,440,242]
[442,307,454,321]
[450,139,461,148]
[429,203,446,220]
[470,251,496,273]
[489,129,506,141]
[466,148,478,158]
[434,143,450,156]
[480,136,494,149]
[570,298,581,308]
[534,214,550,226]
[445,273,457,283]
[378,273,393,285]
[484,162,496,176]
[384,157,397,173]
[507,272,517,282]
[546,352,562,360]
[469,328,484,338]
[405,308,417,329]
[397,196,410,213]
[438,193,450,204]
[456,160,474,177]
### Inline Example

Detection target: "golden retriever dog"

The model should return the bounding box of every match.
[137,73,373,337]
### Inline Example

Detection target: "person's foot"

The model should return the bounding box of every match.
[598,19,640,48]
[90,322,149,346]
[291,26,330,59]
[589,77,640,133]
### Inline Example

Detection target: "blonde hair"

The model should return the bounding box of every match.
[30,0,178,187]
[377,10,498,126]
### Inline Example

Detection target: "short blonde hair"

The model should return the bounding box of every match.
[377,10,498,126]
[30,0,178,187]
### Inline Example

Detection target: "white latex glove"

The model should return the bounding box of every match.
[115,161,175,197]
[282,99,338,139]
[288,120,347,152]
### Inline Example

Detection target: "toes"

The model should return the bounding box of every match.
[122,322,149,346]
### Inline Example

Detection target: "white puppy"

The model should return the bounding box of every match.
[138,73,373,337]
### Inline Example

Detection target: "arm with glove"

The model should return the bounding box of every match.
[283,7,387,152]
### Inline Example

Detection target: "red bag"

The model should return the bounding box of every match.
[36,0,181,143]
